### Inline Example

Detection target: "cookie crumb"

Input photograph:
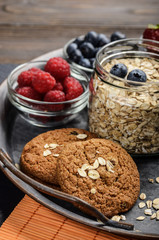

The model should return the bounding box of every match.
[15,163,20,169]
[148,178,154,183]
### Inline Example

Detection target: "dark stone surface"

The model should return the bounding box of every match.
[0,64,24,226]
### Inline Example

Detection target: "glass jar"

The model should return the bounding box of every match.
[89,38,159,155]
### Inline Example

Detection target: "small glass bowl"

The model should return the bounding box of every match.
[7,61,89,127]
[63,36,94,75]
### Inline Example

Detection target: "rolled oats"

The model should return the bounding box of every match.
[138,202,146,209]
[43,149,51,156]
[76,134,87,139]
[156,177,159,183]
[98,157,106,165]
[78,168,87,177]
[111,215,121,222]
[53,154,59,157]
[92,159,99,169]
[120,215,126,221]
[90,188,96,194]
[88,169,100,179]
[49,143,59,149]
[89,57,159,154]
[146,200,152,209]
[150,213,156,220]
[139,193,146,200]
[153,198,159,210]
[136,216,145,221]
[144,209,152,216]
[106,160,114,173]
[44,143,49,148]
[81,163,90,171]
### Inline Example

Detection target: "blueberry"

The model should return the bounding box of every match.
[89,58,95,68]
[94,47,101,55]
[69,49,83,63]
[80,42,95,58]
[127,69,147,85]
[84,31,99,46]
[67,43,78,56]
[110,31,126,42]
[110,63,127,78]
[97,34,110,47]
[73,37,84,47]
[79,58,91,68]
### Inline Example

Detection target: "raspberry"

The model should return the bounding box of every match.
[32,70,56,94]
[44,57,70,81]
[17,70,33,87]
[143,24,159,41]
[44,90,65,111]
[29,67,42,73]
[53,82,63,91]
[17,68,42,87]
[63,77,84,100]
[16,86,42,100]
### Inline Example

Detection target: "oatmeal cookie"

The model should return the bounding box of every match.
[57,138,140,217]
[20,128,97,185]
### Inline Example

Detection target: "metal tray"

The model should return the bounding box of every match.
[0,49,159,239]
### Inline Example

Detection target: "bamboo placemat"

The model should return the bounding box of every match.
[0,195,134,240]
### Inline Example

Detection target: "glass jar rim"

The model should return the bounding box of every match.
[95,38,159,88]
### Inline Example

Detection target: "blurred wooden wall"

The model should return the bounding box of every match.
[0,0,158,63]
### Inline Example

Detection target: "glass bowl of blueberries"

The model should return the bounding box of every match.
[7,58,89,127]
[63,31,126,74]
[89,38,159,155]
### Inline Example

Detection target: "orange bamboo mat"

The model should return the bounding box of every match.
[0,195,134,240]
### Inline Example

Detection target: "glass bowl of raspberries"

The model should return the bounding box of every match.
[7,57,89,127]
[63,31,126,74]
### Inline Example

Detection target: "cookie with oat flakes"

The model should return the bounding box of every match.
[20,128,97,185]
[57,138,140,217]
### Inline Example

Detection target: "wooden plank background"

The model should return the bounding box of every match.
[0,0,158,63]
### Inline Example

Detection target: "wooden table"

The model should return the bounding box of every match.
[0,0,158,64]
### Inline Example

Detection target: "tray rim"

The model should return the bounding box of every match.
[0,49,159,240]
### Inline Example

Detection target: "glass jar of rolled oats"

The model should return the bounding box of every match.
[89,38,159,155]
